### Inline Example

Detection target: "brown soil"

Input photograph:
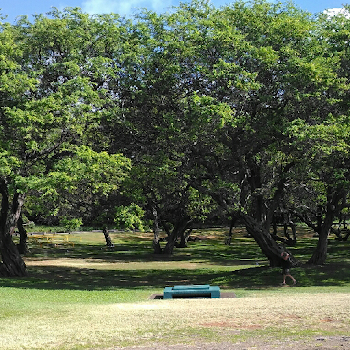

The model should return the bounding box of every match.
[112,336,350,349]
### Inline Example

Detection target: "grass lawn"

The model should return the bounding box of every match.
[1,227,350,349]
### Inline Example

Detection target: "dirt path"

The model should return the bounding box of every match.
[112,336,350,349]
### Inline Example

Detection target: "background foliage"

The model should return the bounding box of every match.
[1,0,350,275]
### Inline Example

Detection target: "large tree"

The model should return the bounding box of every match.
[150,0,347,265]
[104,1,349,263]
[100,4,231,254]
[2,1,349,272]
[285,7,350,264]
[0,11,131,276]
[218,1,348,266]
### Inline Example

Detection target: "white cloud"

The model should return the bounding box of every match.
[324,7,350,19]
[82,0,173,17]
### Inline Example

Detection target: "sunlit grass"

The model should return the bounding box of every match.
[2,226,350,349]
[1,289,350,349]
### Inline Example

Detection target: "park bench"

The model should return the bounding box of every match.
[163,284,220,299]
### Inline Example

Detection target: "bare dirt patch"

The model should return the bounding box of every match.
[201,321,263,330]
[106,294,350,350]
[111,336,350,349]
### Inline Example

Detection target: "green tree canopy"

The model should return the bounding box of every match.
[0,10,131,276]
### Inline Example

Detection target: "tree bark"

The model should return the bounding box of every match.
[0,182,27,277]
[308,189,343,265]
[0,233,27,276]
[163,239,175,255]
[163,217,191,255]
[225,215,238,245]
[308,228,328,265]
[152,207,162,254]
[16,215,28,254]
[178,228,192,248]
[284,219,297,245]
[242,214,288,267]
[103,227,114,247]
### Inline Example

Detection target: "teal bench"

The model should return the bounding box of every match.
[163,284,220,299]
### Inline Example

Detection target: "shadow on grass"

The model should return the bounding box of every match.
[1,261,350,291]
[27,236,268,265]
[3,229,349,291]
[232,262,350,288]
[0,266,233,290]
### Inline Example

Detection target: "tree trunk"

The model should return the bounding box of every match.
[242,214,289,267]
[308,228,328,265]
[0,183,27,277]
[308,208,333,265]
[308,189,343,265]
[163,217,191,255]
[163,239,175,255]
[151,207,162,254]
[103,227,114,247]
[178,228,192,248]
[152,235,162,254]
[0,233,27,276]
[225,215,238,245]
[16,215,28,254]
[284,218,297,245]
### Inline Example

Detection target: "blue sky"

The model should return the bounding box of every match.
[1,0,348,24]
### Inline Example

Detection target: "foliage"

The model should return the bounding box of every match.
[59,217,83,232]
[1,0,350,273]
[113,203,146,231]
[0,9,132,275]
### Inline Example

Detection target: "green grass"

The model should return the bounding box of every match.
[1,227,350,349]
[10,227,350,292]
